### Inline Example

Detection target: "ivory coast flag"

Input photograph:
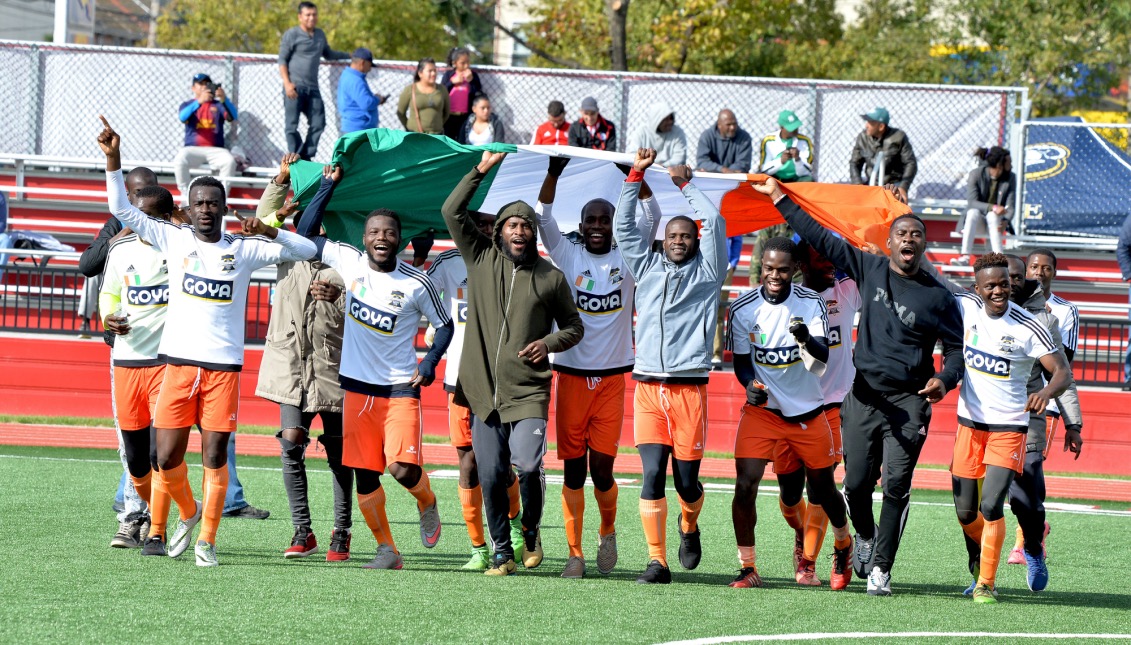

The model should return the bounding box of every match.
[289,128,909,251]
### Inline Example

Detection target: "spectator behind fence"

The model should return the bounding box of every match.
[951,146,1016,266]
[849,107,917,201]
[531,100,569,145]
[1117,212,1131,390]
[628,102,686,166]
[337,48,387,134]
[173,73,238,207]
[442,47,483,141]
[460,95,505,145]
[758,110,814,182]
[279,1,350,160]
[568,97,616,151]
[696,109,752,173]
[398,58,451,135]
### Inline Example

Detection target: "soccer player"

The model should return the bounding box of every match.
[441,151,584,577]
[614,149,726,585]
[297,165,454,570]
[534,156,661,579]
[753,176,964,596]
[950,253,1070,603]
[100,185,180,555]
[771,238,860,585]
[99,117,318,567]
[725,237,855,590]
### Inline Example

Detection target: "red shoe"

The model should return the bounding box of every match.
[728,567,763,588]
[326,528,351,562]
[796,557,821,586]
[284,528,317,559]
[830,540,853,591]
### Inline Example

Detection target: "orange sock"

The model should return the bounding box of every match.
[679,494,704,533]
[594,482,618,536]
[737,545,756,569]
[562,486,585,558]
[639,498,668,566]
[197,465,228,545]
[405,471,437,512]
[961,513,985,545]
[358,487,397,553]
[1012,525,1024,551]
[507,477,521,520]
[979,518,1006,588]
[458,485,486,547]
[162,461,197,521]
[804,503,831,559]
[148,469,171,537]
[779,497,808,531]
[131,471,152,509]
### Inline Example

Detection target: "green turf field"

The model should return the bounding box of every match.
[2,445,1129,644]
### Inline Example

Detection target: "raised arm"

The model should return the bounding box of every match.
[98,116,174,250]
[672,165,727,284]
[534,156,569,253]
[294,165,342,259]
[441,152,503,262]
[613,150,659,279]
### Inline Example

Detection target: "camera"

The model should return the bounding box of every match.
[206,82,221,93]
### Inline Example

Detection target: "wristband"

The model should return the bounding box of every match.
[626,168,646,183]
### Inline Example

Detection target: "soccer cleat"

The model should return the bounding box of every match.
[962,579,977,596]
[561,556,586,579]
[853,534,875,579]
[728,567,763,588]
[484,552,517,576]
[796,558,821,586]
[140,534,166,556]
[110,516,143,549]
[326,528,352,562]
[167,499,202,558]
[509,517,525,560]
[596,531,618,575]
[194,540,219,567]
[1025,550,1049,592]
[866,566,891,596]
[636,559,672,584]
[1007,546,1026,565]
[461,545,491,570]
[522,529,543,569]
[830,543,854,590]
[972,583,998,603]
[792,529,805,572]
[676,513,702,570]
[222,504,270,519]
[419,501,441,549]
[362,544,403,570]
[284,528,318,559]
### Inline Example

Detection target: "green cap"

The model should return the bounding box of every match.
[862,107,890,125]
[778,110,801,132]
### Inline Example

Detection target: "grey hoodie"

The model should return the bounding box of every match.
[628,102,687,166]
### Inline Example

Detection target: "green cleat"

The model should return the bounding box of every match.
[509,517,524,560]
[972,583,999,604]
[461,545,491,570]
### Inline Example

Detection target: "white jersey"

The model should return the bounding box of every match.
[956,293,1057,431]
[106,170,317,369]
[101,235,169,365]
[1046,292,1079,355]
[321,243,449,390]
[817,276,860,405]
[536,200,657,375]
[727,285,829,419]
[426,249,468,390]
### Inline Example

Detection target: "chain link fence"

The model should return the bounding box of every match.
[1,39,1025,201]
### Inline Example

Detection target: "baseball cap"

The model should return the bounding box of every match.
[352,47,373,62]
[861,107,890,125]
[580,97,599,112]
[192,73,213,84]
[778,110,801,132]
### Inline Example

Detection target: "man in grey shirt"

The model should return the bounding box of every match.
[278,1,350,160]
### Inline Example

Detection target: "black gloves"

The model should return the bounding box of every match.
[746,381,768,407]
[547,156,570,178]
[789,316,810,343]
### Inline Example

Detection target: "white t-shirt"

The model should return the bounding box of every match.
[956,293,1057,431]
[102,235,169,365]
[106,170,317,370]
[1046,292,1079,354]
[426,249,468,390]
[320,242,450,390]
[727,285,829,419]
[818,277,861,405]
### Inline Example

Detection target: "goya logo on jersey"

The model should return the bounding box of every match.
[964,346,1011,378]
[126,284,170,307]
[828,324,842,348]
[182,274,233,302]
[575,288,622,315]
[349,297,398,335]
[754,345,802,368]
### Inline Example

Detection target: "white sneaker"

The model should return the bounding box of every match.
[867,565,892,596]
[195,540,219,567]
[168,499,202,558]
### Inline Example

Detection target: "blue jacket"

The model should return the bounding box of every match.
[614,177,727,376]
[337,67,379,133]
[1118,213,1131,281]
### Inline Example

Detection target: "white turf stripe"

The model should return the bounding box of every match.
[658,633,1131,644]
[3,454,1131,518]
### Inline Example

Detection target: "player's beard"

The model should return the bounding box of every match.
[496,233,536,264]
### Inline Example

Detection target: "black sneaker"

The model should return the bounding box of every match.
[223,504,270,520]
[636,559,672,584]
[140,534,166,556]
[676,513,702,570]
[963,531,981,577]
[853,533,874,579]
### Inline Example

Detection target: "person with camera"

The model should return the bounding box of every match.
[173,73,238,207]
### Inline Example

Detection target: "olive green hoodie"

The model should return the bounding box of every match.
[441,167,584,423]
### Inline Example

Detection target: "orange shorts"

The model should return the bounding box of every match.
[951,425,1025,478]
[632,382,706,461]
[448,392,473,448]
[112,364,166,432]
[555,372,625,460]
[344,391,422,472]
[774,407,843,474]
[736,404,836,470]
[153,364,240,432]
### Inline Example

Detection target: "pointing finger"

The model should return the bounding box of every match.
[98,115,110,129]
